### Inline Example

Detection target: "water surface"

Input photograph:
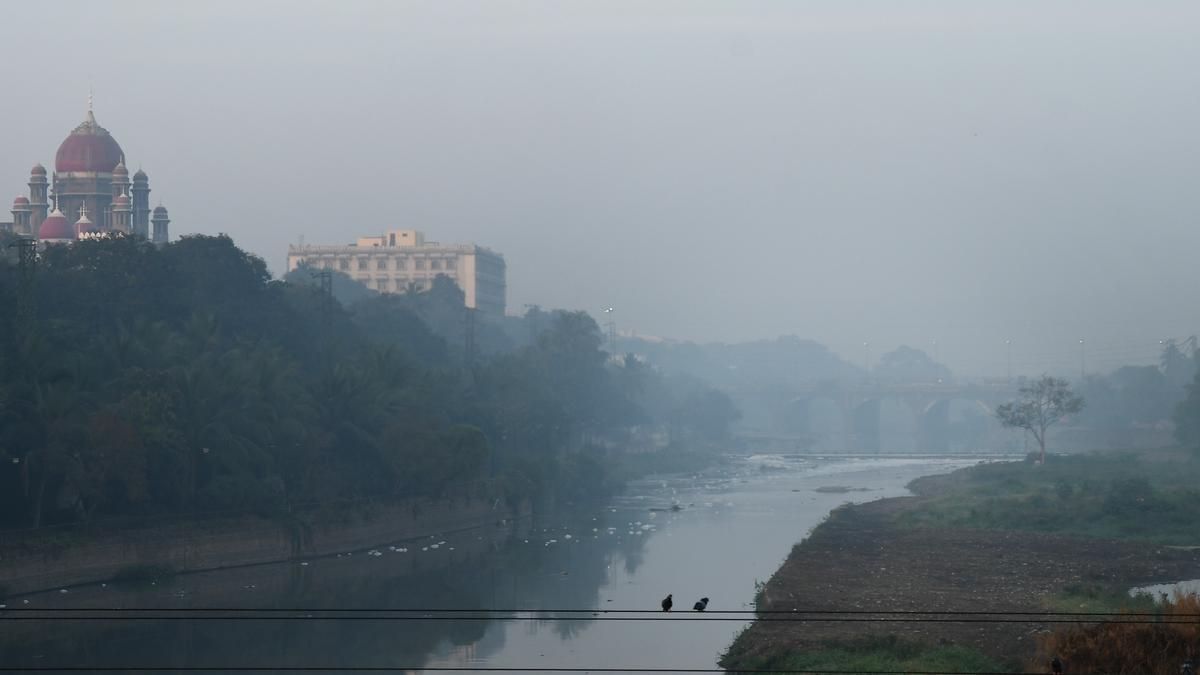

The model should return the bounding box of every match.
[1,454,992,672]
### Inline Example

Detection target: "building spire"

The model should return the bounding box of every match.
[85,86,97,126]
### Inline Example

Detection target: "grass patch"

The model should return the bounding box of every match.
[1042,583,1158,614]
[722,635,1016,674]
[898,452,1200,545]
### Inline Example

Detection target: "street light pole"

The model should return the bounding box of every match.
[1005,339,1012,382]
[603,306,615,354]
[1079,338,1086,380]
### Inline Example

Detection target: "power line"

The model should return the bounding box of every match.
[0,662,1070,667]
[0,669,1082,674]
[7,607,1197,618]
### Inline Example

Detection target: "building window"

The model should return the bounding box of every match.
[396,259,406,271]
[322,260,333,270]
[444,257,456,269]
[357,258,369,271]
[339,259,350,271]
[431,259,442,271]
[415,258,426,271]
[377,258,388,270]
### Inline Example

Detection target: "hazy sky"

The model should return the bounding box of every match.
[3,1,1198,376]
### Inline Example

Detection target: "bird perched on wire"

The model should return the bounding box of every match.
[693,597,709,612]
[661,594,673,612]
[1050,657,1063,675]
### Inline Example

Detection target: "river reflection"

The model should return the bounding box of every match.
[0,454,995,672]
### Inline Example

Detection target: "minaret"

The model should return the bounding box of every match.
[131,168,150,237]
[111,192,132,234]
[110,159,132,233]
[11,196,31,235]
[151,205,170,244]
[27,164,48,232]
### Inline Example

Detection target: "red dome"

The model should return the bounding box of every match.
[55,111,124,173]
[38,210,74,240]
[114,194,130,207]
[112,162,129,177]
[30,164,46,176]
[12,196,29,206]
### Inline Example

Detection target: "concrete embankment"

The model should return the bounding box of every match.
[0,491,527,596]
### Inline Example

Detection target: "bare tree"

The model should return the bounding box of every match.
[995,375,1085,464]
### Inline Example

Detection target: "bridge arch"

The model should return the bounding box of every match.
[787,395,850,452]
[851,396,922,453]
[919,398,997,452]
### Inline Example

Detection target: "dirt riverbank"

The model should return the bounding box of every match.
[721,471,1200,669]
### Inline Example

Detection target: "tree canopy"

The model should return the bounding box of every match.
[0,235,739,529]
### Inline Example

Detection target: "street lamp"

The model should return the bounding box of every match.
[1079,338,1086,380]
[603,307,616,354]
[1005,339,1012,382]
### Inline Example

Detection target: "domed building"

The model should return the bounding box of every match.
[7,99,170,245]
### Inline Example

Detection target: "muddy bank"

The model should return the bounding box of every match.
[721,486,1200,669]
[0,489,528,596]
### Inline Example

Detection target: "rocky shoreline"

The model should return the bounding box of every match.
[721,466,1200,670]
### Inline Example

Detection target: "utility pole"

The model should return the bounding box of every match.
[9,238,37,335]
[464,307,477,365]
[1005,339,1012,382]
[312,270,333,365]
[603,306,616,355]
[1078,338,1086,380]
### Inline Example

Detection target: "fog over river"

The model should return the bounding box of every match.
[2,455,1000,672]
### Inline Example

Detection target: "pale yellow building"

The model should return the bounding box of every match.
[286,229,506,316]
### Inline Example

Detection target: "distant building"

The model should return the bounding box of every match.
[9,98,170,244]
[287,229,507,316]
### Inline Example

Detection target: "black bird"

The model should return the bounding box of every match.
[661,594,673,612]
[693,597,709,612]
[1050,657,1063,675]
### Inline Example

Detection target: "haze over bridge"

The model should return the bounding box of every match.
[734,380,1024,453]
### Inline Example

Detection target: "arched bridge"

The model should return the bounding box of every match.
[733,381,1022,453]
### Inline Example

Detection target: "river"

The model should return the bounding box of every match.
[0,454,996,672]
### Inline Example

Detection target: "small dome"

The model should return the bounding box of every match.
[38,208,73,240]
[30,164,46,176]
[12,196,29,206]
[114,194,131,207]
[152,205,168,215]
[133,168,148,181]
[112,161,129,177]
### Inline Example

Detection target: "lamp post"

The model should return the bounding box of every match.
[603,307,615,354]
[1005,339,1012,382]
[1079,338,1086,380]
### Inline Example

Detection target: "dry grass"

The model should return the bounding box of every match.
[1033,592,1200,675]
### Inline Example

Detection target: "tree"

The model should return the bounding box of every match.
[995,375,1084,464]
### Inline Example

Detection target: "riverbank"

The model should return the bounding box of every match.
[721,451,1200,672]
[0,486,528,597]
